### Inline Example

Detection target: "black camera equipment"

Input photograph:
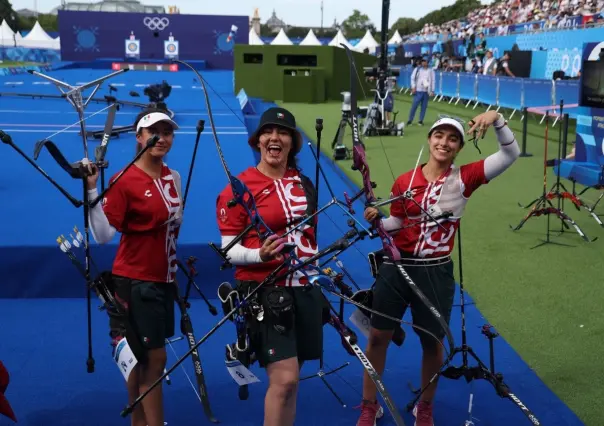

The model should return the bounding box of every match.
[330,91,354,161]
[359,0,404,137]
[144,80,172,111]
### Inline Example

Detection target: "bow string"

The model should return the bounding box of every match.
[340,44,456,358]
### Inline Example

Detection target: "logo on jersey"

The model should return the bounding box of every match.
[219,208,228,223]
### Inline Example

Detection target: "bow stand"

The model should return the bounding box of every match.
[298,118,351,407]
[405,223,542,425]
[511,102,597,246]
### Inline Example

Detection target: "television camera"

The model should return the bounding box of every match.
[144,80,172,111]
[359,66,404,137]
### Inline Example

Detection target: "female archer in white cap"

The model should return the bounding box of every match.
[356,110,520,426]
[86,108,182,426]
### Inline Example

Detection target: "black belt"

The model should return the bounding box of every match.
[385,255,452,267]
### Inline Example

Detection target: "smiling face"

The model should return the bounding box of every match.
[136,120,175,158]
[257,125,294,169]
[428,125,463,165]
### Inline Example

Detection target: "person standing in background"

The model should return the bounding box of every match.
[407,58,435,126]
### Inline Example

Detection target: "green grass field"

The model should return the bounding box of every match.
[0,61,43,68]
[280,93,603,425]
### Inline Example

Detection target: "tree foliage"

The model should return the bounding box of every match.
[0,0,19,31]
[18,14,58,32]
[342,9,376,39]
[390,0,482,36]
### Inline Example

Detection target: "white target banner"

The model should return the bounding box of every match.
[125,38,140,58]
[164,39,179,59]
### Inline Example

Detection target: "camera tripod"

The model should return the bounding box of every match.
[406,223,541,425]
[331,111,353,161]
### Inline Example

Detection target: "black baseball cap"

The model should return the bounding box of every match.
[248,107,303,154]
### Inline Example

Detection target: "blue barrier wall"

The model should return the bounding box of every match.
[0,47,61,63]
[397,67,580,115]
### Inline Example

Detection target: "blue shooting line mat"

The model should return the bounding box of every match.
[0,69,584,425]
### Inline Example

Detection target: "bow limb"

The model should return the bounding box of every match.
[173,60,273,239]
[340,44,455,358]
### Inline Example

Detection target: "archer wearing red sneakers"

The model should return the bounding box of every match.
[86,108,182,426]
[357,111,520,426]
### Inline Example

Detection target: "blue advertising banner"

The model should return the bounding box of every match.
[58,10,248,69]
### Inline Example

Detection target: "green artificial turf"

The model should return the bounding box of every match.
[280,93,603,425]
[0,60,43,68]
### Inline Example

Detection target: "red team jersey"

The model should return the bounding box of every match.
[390,160,487,258]
[216,167,318,287]
[102,164,182,283]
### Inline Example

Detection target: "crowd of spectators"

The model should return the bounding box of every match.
[403,0,604,44]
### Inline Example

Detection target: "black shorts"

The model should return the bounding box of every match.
[251,284,325,368]
[370,258,455,342]
[111,275,176,351]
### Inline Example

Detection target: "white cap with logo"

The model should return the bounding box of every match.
[428,117,465,144]
[136,112,179,133]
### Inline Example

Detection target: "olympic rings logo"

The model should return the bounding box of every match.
[143,17,170,31]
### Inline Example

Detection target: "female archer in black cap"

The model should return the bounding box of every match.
[215,107,324,426]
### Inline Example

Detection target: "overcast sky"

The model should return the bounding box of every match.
[15,0,492,26]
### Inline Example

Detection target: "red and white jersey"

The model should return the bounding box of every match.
[103,164,182,283]
[216,167,318,287]
[390,160,487,258]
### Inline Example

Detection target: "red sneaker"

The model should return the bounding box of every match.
[412,400,434,426]
[356,399,384,426]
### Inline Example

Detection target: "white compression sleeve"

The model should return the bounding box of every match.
[87,188,117,244]
[484,115,521,181]
[221,235,263,265]
[382,215,403,233]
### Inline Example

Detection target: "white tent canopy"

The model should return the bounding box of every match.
[270,28,293,45]
[248,28,264,45]
[0,20,16,47]
[388,30,403,45]
[354,29,379,53]
[328,29,353,49]
[299,29,322,46]
[17,21,59,49]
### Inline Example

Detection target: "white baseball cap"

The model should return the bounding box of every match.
[428,117,465,144]
[136,112,179,133]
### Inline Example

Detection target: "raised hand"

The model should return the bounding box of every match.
[467,110,500,140]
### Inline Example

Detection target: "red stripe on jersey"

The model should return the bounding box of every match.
[390,161,487,258]
[103,164,182,283]
[216,167,318,287]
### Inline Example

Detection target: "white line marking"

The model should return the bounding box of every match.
[32,82,51,85]
[0,123,246,130]
[110,83,126,87]
[0,110,237,116]
[134,84,149,87]
[4,82,24,85]
[172,85,182,89]
[0,129,248,135]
